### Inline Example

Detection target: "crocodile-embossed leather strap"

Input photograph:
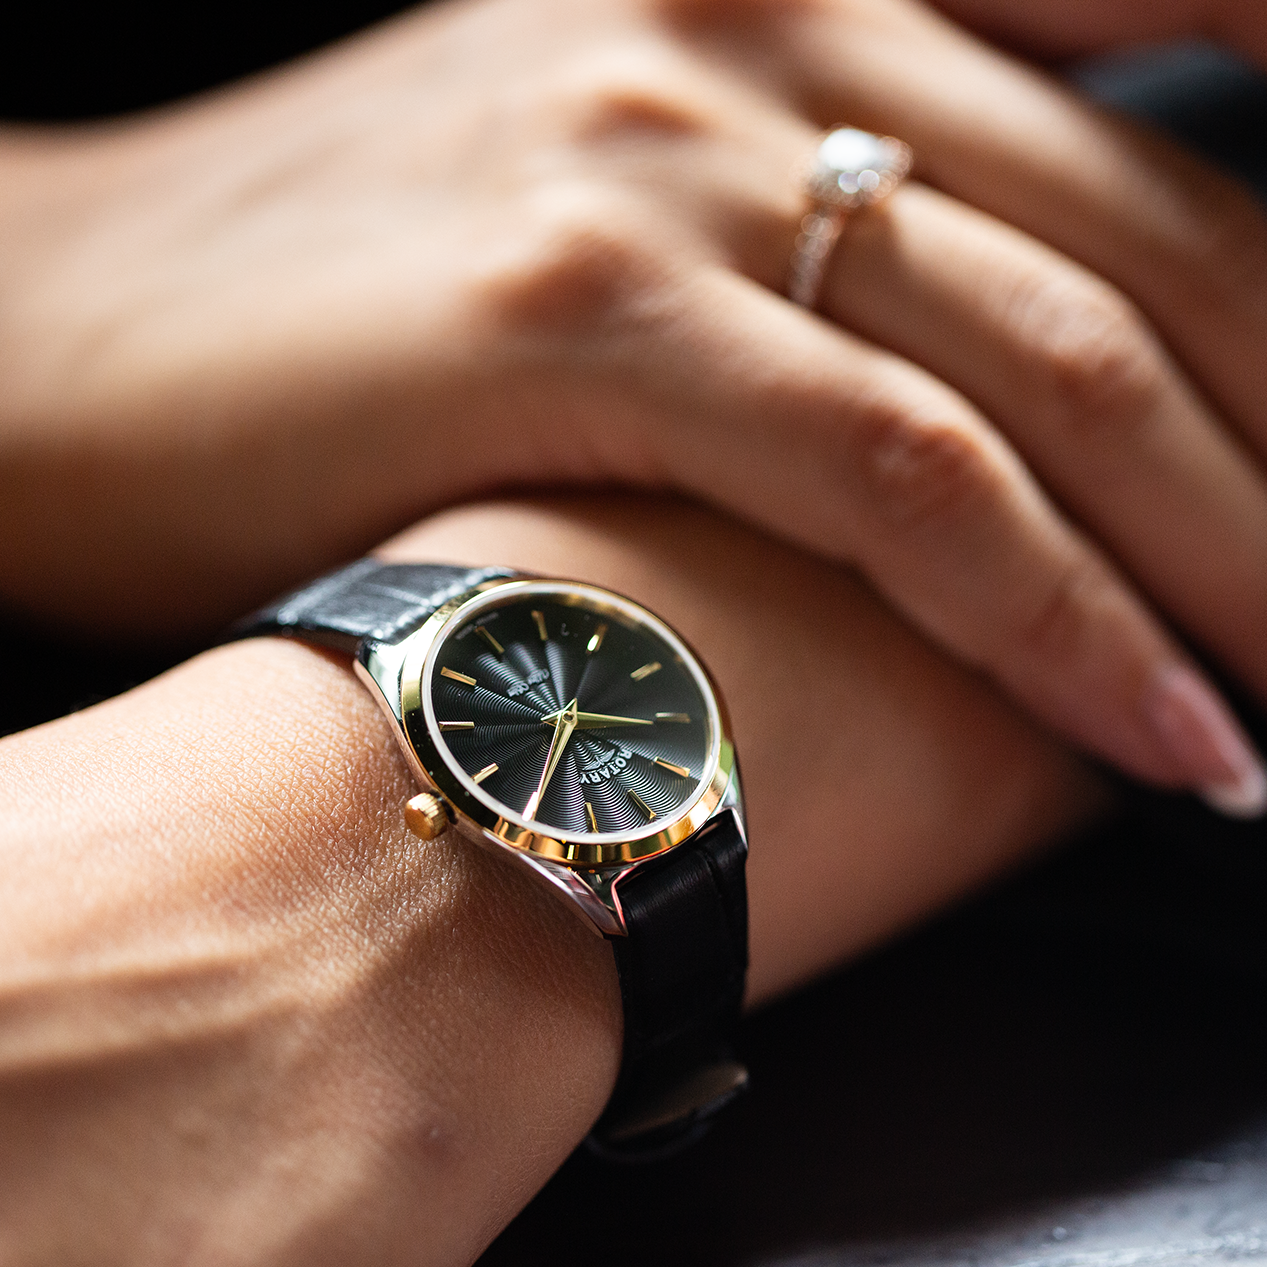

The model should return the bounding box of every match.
[230,559,517,652]
[591,810,749,1159]
[233,559,749,1159]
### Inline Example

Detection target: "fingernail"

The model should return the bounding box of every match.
[1146,664,1267,819]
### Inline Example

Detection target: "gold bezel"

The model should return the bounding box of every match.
[397,578,735,867]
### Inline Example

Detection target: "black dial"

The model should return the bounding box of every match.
[426,588,713,837]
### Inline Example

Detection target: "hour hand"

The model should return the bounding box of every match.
[541,709,653,729]
[524,698,578,821]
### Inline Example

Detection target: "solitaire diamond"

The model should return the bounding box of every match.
[789,125,914,309]
[808,127,912,208]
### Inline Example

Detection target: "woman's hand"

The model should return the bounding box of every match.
[0,495,1100,1264]
[3,0,1267,806]
[931,0,1267,63]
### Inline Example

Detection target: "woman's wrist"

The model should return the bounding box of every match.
[0,492,1104,1262]
[0,632,621,1265]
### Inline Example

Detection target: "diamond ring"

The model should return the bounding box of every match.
[788,127,913,311]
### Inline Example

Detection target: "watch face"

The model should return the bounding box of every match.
[422,583,717,847]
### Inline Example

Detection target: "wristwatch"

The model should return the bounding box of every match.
[234,559,749,1158]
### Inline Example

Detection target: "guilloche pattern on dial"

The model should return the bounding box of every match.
[429,596,710,835]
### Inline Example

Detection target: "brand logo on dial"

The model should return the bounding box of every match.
[577,746,630,786]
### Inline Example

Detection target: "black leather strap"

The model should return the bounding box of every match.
[230,559,517,652]
[591,810,749,1159]
[233,559,749,1159]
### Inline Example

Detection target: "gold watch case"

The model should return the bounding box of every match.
[354,576,742,937]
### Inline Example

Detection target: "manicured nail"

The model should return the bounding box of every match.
[1147,664,1267,819]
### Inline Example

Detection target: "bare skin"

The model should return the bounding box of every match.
[933,0,1267,61]
[2,0,1267,808]
[0,496,1101,1264]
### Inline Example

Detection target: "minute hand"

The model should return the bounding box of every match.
[540,710,654,729]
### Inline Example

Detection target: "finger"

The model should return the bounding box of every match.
[634,263,1267,812]
[765,0,1267,457]
[928,0,1267,66]
[819,180,1267,708]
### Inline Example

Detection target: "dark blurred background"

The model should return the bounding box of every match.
[0,1,406,119]
[4,14,1267,1265]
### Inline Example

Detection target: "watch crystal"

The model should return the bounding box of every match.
[428,592,712,838]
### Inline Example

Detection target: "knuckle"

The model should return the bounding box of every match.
[473,187,662,334]
[849,394,1004,535]
[1011,555,1107,665]
[1009,269,1167,433]
[567,73,711,147]
[551,45,712,147]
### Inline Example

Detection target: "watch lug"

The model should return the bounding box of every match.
[356,638,409,725]
[516,853,629,938]
[713,759,747,843]
[526,767,748,941]
[355,638,446,805]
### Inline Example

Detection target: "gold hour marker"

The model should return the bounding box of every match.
[441,667,476,686]
[585,801,598,833]
[475,625,504,655]
[628,788,657,821]
[565,842,578,861]
[655,712,690,724]
[655,758,691,778]
[439,721,475,733]
[630,661,662,681]
[472,762,498,784]
[532,610,548,642]
[587,623,608,655]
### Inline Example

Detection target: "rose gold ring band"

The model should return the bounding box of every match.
[788,127,913,311]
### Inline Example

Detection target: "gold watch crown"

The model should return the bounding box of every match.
[404,792,452,841]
